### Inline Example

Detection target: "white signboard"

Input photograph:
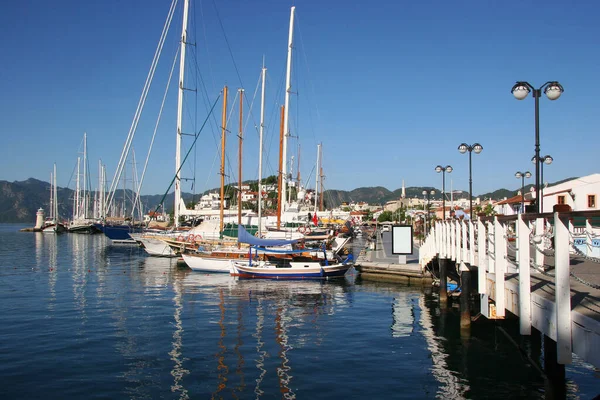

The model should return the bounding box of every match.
[392,225,413,255]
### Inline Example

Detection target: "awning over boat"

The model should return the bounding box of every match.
[238,224,299,247]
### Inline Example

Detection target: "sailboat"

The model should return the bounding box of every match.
[69,133,99,233]
[42,163,66,234]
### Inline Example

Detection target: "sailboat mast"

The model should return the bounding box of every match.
[174,0,190,228]
[75,157,80,220]
[219,86,228,234]
[49,170,54,220]
[238,88,243,247]
[258,64,266,236]
[314,143,320,214]
[277,106,284,229]
[281,6,295,212]
[296,143,301,188]
[319,144,324,212]
[83,132,88,218]
[53,163,58,223]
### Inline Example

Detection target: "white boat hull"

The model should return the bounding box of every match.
[181,253,234,273]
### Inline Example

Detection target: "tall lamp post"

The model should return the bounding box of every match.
[511,81,563,213]
[422,189,435,232]
[515,171,532,213]
[458,143,483,220]
[435,165,453,220]
[531,155,553,213]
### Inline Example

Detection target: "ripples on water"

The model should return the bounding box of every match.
[0,224,598,399]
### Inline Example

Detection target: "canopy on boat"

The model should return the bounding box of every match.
[238,225,299,247]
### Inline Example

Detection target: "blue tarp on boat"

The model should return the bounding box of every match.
[238,225,299,247]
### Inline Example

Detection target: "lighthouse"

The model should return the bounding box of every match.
[35,208,45,230]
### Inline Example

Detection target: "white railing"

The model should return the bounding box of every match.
[420,213,577,365]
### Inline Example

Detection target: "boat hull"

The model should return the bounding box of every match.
[95,223,143,241]
[181,253,234,273]
[231,261,352,279]
[134,235,177,257]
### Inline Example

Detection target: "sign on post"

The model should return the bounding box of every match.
[392,225,413,255]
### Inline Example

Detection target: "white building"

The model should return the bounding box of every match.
[542,173,600,212]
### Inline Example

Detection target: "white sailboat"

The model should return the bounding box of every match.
[43,163,66,234]
[69,132,98,233]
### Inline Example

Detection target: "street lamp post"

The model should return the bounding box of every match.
[531,155,553,213]
[422,189,435,232]
[458,143,483,220]
[515,171,532,213]
[511,81,563,213]
[435,165,453,220]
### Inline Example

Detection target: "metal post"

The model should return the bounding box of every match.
[521,175,525,213]
[540,161,544,213]
[442,172,446,220]
[534,89,541,213]
[469,151,473,220]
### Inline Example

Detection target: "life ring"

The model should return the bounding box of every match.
[187,234,195,243]
[177,235,184,242]
[298,226,311,235]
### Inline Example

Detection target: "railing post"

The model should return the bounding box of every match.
[461,220,468,262]
[487,221,495,274]
[469,220,475,266]
[517,214,532,335]
[494,217,506,318]
[535,218,545,268]
[477,220,487,295]
[455,221,462,264]
[586,218,592,257]
[451,221,456,262]
[554,212,572,364]
[478,219,489,318]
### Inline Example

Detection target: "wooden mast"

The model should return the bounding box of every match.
[237,88,243,248]
[277,105,285,229]
[219,86,228,235]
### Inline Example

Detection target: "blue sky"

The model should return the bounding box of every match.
[1,0,599,198]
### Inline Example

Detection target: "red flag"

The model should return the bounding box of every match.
[312,212,318,226]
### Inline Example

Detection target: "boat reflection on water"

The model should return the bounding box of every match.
[179,273,355,398]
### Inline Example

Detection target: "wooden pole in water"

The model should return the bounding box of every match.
[460,262,471,331]
[219,86,228,235]
[277,106,285,229]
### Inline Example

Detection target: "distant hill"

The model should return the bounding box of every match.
[0,176,580,223]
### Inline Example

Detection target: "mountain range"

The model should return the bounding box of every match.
[0,177,575,224]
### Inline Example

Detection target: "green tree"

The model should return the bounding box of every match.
[378,210,393,222]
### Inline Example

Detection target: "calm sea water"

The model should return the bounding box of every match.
[0,224,598,399]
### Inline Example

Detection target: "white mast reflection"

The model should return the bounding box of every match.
[169,277,189,399]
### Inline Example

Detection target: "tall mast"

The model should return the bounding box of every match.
[53,163,58,222]
[277,106,284,229]
[238,88,243,247]
[319,144,324,212]
[75,157,80,220]
[296,143,301,188]
[314,143,320,215]
[83,132,88,218]
[219,86,228,234]
[174,0,190,228]
[288,156,294,205]
[49,170,54,220]
[258,63,266,236]
[281,6,295,212]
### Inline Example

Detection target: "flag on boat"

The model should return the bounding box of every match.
[313,212,318,226]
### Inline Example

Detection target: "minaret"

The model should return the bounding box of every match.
[401,180,406,199]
